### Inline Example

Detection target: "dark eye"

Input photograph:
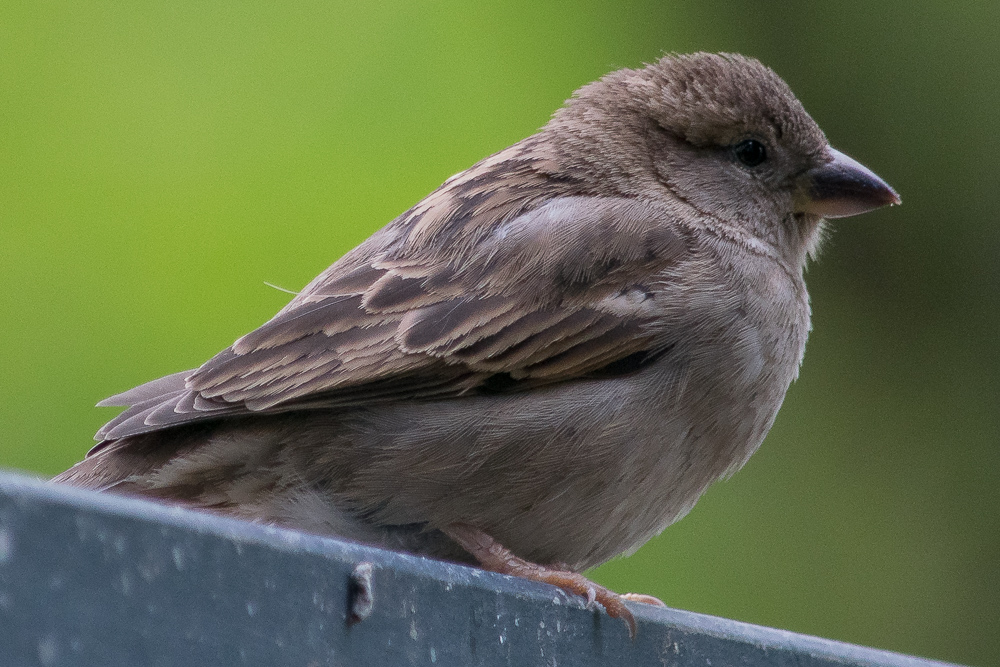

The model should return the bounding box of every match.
[734,139,767,167]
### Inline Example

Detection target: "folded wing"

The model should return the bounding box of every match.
[97,194,691,442]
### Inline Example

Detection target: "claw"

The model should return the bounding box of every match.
[444,523,639,639]
[621,592,667,608]
[585,586,597,609]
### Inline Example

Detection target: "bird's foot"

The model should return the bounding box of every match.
[621,592,667,607]
[443,522,637,638]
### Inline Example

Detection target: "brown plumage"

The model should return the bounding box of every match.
[55,53,899,636]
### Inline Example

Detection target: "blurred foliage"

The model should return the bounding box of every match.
[1,1,997,664]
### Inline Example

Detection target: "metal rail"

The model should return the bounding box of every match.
[0,472,958,666]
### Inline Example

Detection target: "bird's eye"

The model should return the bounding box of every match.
[734,139,767,168]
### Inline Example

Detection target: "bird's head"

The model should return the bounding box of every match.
[545,52,899,263]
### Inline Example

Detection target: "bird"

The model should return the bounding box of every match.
[55,52,899,636]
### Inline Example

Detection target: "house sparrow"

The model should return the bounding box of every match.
[55,52,899,636]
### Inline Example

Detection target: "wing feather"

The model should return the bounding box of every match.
[94,152,694,443]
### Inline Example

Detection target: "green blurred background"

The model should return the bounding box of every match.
[2,1,997,664]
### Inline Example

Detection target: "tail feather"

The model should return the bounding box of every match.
[53,434,170,491]
[55,422,216,492]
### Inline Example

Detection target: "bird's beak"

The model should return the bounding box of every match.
[795,147,900,219]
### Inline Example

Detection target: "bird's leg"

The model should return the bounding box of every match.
[443,522,637,638]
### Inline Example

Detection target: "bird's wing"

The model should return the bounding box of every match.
[96,194,692,441]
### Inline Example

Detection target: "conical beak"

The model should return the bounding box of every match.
[795,147,900,219]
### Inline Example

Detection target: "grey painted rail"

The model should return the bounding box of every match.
[0,471,957,667]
